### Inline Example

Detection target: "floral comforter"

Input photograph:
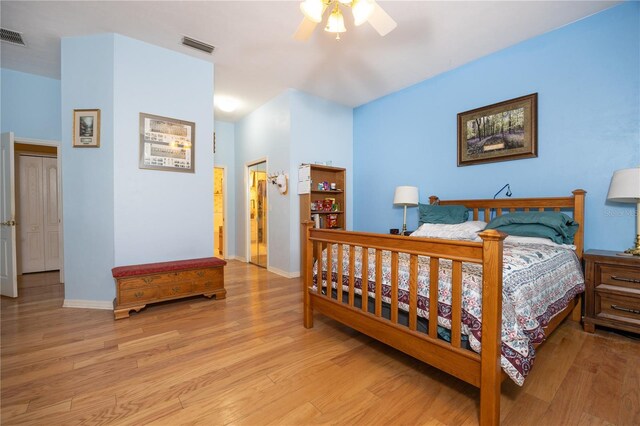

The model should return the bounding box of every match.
[312,242,584,385]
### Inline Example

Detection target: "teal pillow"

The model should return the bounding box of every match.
[485,212,579,244]
[419,204,469,225]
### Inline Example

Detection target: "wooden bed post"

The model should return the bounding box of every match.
[303,221,314,328]
[571,189,586,322]
[478,229,506,426]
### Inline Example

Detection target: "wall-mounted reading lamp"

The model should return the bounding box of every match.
[491,183,512,220]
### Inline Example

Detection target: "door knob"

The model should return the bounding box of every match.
[1,220,16,226]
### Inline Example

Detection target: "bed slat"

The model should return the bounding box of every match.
[429,257,439,339]
[361,248,369,313]
[375,250,383,316]
[316,241,323,296]
[409,255,418,331]
[337,244,344,302]
[451,260,463,348]
[391,252,399,324]
[326,243,333,299]
[348,246,355,306]
[484,208,491,221]
[472,208,479,221]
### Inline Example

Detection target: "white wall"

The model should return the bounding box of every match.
[234,91,291,272]
[61,34,115,301]
[112,35,214,266]
[214,120,236,258]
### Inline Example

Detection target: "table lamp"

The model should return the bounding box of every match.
[393,186,419,235]
[607,167,640,255]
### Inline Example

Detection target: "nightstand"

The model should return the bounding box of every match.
[583,250,640,334]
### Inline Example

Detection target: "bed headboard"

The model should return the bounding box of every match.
[428,189,586,259]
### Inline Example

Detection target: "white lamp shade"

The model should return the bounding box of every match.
[393,186,419,206]
[607,167,640,203]
[325,7,347,33]
[300,0,324,23]
[352,0,374,26]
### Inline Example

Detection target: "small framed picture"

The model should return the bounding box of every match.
[73,109,101,148]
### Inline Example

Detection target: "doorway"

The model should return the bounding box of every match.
[213,167,226,258]
[16,150,61,274]
[1,133,64,299]
[247,161,267,268]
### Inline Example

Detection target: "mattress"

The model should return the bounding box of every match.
[313,241,585,385]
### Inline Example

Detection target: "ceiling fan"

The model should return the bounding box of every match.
[293,0,397,41]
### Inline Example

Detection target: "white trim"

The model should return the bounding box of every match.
[267,266,300,279]
[63,299,113,310]
[228,255,246,262]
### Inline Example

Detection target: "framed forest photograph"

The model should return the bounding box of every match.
[73,109,101,148]
[457,93,537,166]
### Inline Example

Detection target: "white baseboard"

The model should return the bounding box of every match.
[267,266,300,279]
[230,255,247,262]
[63,299,113,310]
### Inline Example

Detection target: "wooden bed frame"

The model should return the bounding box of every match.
[302,190,586,425]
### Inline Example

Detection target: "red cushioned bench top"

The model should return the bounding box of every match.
[112,257,226,278]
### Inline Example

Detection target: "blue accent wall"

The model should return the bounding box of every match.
[353,2,639,252]
[1,68,61,140]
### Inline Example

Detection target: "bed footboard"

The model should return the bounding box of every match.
[302,222,506,425]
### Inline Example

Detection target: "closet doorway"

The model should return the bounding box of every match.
[16,146,60,274]
[247,161,267,268]
[213,167,226,258]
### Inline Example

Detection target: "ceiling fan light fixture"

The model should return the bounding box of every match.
[325,5,346,34]
[352,0,374,26]
[300,0,324,23]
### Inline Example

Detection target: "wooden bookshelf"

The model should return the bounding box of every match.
[299,164,346,277]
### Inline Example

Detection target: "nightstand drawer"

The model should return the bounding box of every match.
[596,290,640,324]
[599,265,640,290]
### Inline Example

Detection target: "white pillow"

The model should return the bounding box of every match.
[504,235,576,250]
[410,221,487,241]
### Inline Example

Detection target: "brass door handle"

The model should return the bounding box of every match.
[1,220,16,226]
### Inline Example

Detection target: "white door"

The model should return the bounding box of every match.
[1,132,18,297]
[43,157,60,270]
[19,155,45,273]
[18,155,59,273]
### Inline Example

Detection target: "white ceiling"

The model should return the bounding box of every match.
[1,1,619,121]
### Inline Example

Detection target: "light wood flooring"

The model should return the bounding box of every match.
[1,261,639,425]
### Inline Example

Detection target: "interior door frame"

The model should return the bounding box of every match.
[14,137,64,283]
[213,165,227,259]
[245,157,268,267]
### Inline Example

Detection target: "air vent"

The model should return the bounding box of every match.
[1,28,25,46]
[182,36,214,54]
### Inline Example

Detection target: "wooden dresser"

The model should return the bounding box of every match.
[111,257,226,319]
[583,250,640,334]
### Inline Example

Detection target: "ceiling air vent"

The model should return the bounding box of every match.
[182,36,214,54]
[1,28,25,46]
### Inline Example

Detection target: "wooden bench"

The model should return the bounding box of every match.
[111,257,226,319]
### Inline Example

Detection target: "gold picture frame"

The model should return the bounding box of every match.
[457,93,537,166]
[73,109,101,148]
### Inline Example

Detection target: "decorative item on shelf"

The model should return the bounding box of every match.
[607,167,640,256]
[73,109,101,148]
[393,186,419,236]
[318,183,324,190]
[323,198,334,211]
[327,214,338,228]
[330,182,337,190]
[323,181,330,191]
[268,171,288,195]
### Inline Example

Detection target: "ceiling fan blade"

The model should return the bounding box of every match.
[367,1,397,36]
[293,17,318,41]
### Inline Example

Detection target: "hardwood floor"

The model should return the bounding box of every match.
[1,261,638,425]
